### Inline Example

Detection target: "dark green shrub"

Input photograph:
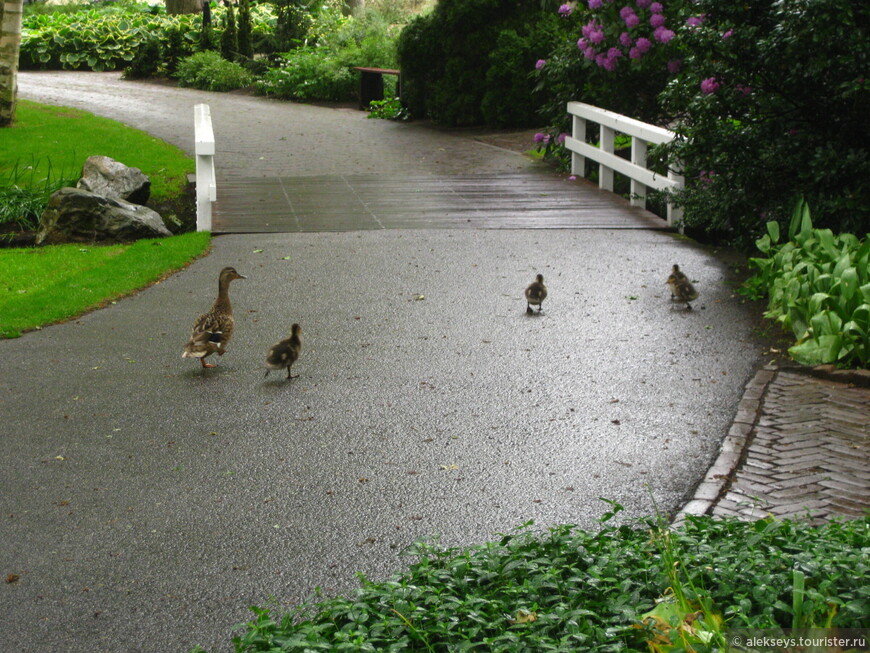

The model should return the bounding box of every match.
[394,15,441,119]
[237,0,253,59]
[397,0,562,127]
[175,50,254,91]
[219,2,238,61]
[122,35,162,78]
[658,0,870,244]
[481,18,561,128]
[255,46,355,101]
[256,8,400,103]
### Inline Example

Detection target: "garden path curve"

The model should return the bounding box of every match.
[2,72,764,653]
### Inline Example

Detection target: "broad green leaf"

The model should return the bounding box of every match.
[810,310,842,337]
[789,335,842,365]
[840,267,858,302]
[808,292,831,314]
[833,254,851,277]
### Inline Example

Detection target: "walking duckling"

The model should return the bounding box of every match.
[265,323,303,380]
[182,266,246,368]
[666,264,699,309]
[525,274,547,314]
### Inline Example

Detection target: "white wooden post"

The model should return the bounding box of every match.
[571,114,586,177]
[599,125,614,192]
[194,103,216,232]
[630,138,647,208]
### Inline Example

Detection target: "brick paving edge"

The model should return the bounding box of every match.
[670,364,778,528]
[801,364,870,388]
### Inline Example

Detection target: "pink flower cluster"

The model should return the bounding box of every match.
[574,0,677,71]
[700,77,719,94]
[558,3,573,16]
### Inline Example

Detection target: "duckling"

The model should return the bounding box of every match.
[525,273,547,314]
[666,265,699,309]
[182,266,246,368]
[265,323,302,380]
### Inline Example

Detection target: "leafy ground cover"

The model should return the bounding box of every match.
[743,201,870,368]
[200,509,869,652]
[0,232,210,338]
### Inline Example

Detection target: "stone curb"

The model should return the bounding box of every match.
[670,364,778,528]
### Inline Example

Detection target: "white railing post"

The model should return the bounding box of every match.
[564,101,684,229]
[571,114,587,177]
[630,138,647,208]
[194,103,216,232]
[599,125,614,192]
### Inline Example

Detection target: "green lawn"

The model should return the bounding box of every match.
[0,99,209,338]
[0,232,211,338]
[0,100,192,201]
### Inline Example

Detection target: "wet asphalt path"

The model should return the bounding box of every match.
[1,73,763,653]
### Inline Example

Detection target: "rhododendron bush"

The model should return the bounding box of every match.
[537,0,870,244]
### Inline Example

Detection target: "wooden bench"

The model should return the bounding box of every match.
[353,67,401,110]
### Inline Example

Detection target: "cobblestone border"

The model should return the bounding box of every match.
[671,365,778,528]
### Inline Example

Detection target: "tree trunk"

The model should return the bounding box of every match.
[0,0,25,127]
[166,0,203,16]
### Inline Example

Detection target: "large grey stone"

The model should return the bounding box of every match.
[36,187,171,245]
[76,155,151,205]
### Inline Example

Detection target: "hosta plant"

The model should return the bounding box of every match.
[745,199,870,368]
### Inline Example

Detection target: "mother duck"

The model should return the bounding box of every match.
[182,266,246,368]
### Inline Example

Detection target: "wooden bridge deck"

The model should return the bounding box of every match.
[212,172,669,233]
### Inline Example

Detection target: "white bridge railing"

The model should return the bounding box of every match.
[565,101,684,227]
[194,103,216,231]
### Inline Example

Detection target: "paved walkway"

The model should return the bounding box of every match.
[675,366,870,526]
[5,71,868,653]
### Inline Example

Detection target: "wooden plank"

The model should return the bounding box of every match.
[212,173,669,233]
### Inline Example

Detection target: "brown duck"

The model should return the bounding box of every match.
[265,323,303,380]
[666,264,699,309]
[182,266,246,367]
[525,273,547,314]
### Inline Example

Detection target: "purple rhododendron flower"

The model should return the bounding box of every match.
[558,3,573,15]
[619,31,632,47]
[588,0,603,8]
[607,47,622,59]
[583,46,597,60]
[686,16,702,27]
[577,37,588,49]
[636,0,651,7]
[590,29,606,44]
[649,1,663,12]
[722,29,733,38]
[557,133,568,144]
[698,170,716,185]
[700,77,720,94]
[650,13,665,28]
[635,37,652,53]
[654,26,675,42]
[629,46,642,59]
[619,5,633,18]
[535,59,547,70]
[534,133,548,144]
[735,83,752,96]
[667,58,682,73]
[623,12,639,28]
